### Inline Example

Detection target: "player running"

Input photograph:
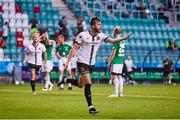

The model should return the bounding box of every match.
[23,32,47,95]
[57,17,132,114]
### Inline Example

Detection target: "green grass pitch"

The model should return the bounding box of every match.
[0,83,180,119]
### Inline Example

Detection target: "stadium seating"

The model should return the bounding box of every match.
[63,0,180,81]
[0,0,61,60]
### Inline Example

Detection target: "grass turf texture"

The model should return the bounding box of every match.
[0,83,180,119]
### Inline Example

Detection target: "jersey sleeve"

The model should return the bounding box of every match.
[101,32,109,42]
[75,32,83,45]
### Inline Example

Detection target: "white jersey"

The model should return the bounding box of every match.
[27,43,46,66]
[75,31,108,65]
[125,59,135,72]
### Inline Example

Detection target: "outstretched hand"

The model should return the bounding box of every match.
[125,32,133,39]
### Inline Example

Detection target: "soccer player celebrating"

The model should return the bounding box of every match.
[40,32,54,91]
[23,32,47,95]
[56,35,72,90]
[108,26,125,97]
[57,17,132,114]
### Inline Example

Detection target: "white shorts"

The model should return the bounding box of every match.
[110,64,123,75]
[42,61,53,72]
[59,57,71,71]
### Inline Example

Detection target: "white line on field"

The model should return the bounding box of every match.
[1,89,180,99]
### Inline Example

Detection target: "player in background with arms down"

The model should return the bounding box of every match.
[57,17,132,114]
[124,56,136,85]
[107,26,125,97]
[40,32,54,91]
[163,55,173,84]
[23,32,47,95]
[56,35,72,90]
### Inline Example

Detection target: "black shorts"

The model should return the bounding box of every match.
[163,70,171,77]
[28,63,41,74]
[77,62,94,75]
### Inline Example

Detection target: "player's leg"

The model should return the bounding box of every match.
[28,64,37,94]
[118,64,124,96]
[30,69,36,94]
[58,70,64,89]
[108,75,119,97]
[118,75,124,97]
[81,73,99,114]
[163,71,168,84]
[71,68,77,79]
[129,72,135,85]
[46,61,53,91]
[66,62,73,90]
[43,71,53,91]
[109,74,113,85]
[57,62,85,88]
[57,59,65,89]
[42,72,49,91]
[108,64,119,97]
[167,73,171,84]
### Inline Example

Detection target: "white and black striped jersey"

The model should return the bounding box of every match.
[75,31,108,65]
[27,43,46,66]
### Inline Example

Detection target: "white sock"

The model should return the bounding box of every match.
[47,75,52,86]
[118,76,123,94]
[113,77,119,95]
[59,75,64,88]
[109,79,112,84]
[68,83,72,87]
[88,105,94,109]
[59,75,63,82]
[44,76,49,89]
[60,84,64,88]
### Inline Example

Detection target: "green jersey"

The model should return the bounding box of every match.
[56,43,71,57]
[112,41,125,64]
[42,40,53,61]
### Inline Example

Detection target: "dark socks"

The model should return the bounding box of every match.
[67,78,79,87]
[84,84,92,107]
[30,80,35,92]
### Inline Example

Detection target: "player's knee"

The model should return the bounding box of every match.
[78,85,84,88]
[78,83,84,88]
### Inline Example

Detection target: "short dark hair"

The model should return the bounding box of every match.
[90,17,101,27]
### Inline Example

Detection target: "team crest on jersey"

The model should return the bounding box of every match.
[38,47,41,50]
[97,36,100,41]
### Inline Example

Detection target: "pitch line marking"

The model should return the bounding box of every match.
[0,89,180,99]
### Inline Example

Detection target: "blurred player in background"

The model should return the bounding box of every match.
[124,56,136,85]
[23,32,47,95]
[40,32,54,91]
[56,17,132,114]
[163,55,173,84]
[107,26,125,97]
[56,35,72,90]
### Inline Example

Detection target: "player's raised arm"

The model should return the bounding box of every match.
[106,32,132,43]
